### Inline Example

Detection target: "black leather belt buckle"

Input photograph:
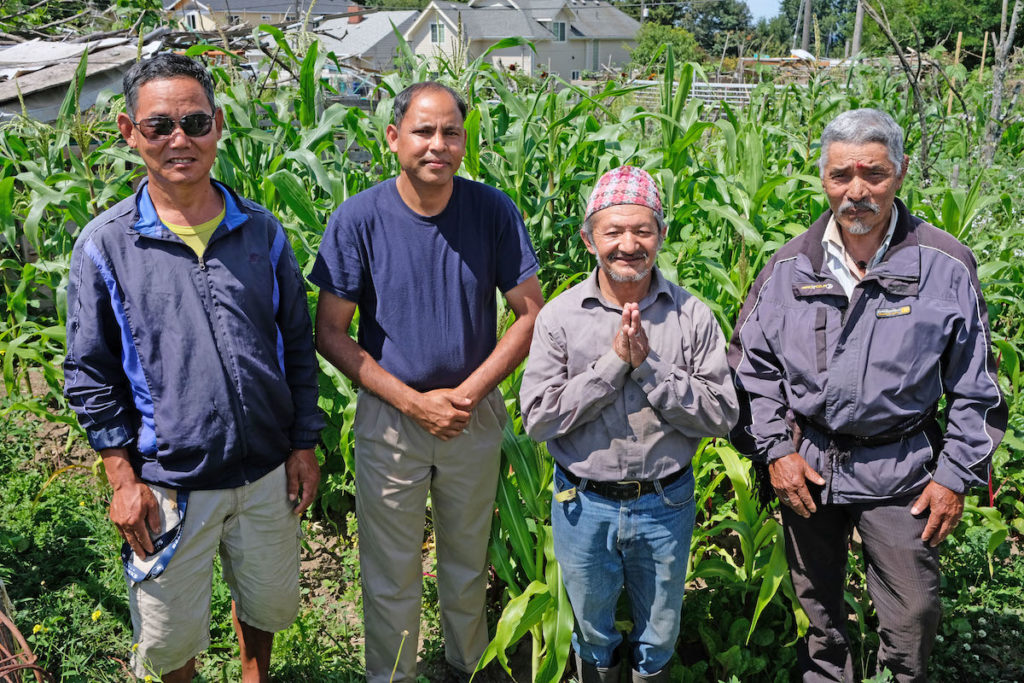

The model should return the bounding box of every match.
[560,465,688,502]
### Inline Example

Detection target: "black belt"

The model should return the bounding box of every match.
[561,465,689,501]
[798,403,940,464]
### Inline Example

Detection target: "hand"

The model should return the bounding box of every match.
[613,306,632,364]
[285,448,321,516]
[768,452,826,518]
[108,475,161,557]
[911,481,965,547]
[624,303,649,368]
[613,303,649,367]
[409,389,473,440]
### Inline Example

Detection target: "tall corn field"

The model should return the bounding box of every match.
[2,35,1023,681]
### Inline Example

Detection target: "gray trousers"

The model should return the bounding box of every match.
[781,491,941,683]
[353,389,506,683]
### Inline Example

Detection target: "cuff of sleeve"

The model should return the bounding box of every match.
[765,439,796,463]
[593,349,630,387]
[930,460,969,494]
[630,349,672,393]
[86,422,135,451]
[289,429,322,450]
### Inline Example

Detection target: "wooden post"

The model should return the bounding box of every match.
[979,31,989,82]
[852,0,865,55]
[947,31,962,115]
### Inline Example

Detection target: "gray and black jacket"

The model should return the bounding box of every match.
[729,199,1006,503]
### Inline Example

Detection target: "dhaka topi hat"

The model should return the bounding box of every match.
[585,166,663,221]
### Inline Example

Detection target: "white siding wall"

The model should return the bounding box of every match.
[475,41,538,75]
[408,12,463,64]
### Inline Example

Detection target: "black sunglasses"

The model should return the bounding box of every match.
[130,112,215,141]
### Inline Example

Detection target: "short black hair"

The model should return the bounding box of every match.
[122,53,216,118]
[392,81,467,128]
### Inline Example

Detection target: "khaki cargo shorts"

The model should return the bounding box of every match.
[128,463,301,678]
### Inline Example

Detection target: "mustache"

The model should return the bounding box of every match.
[839,199,880,215]
[610,250,649,260]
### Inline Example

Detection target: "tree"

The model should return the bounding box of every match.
[0,0,162,41]
[629,23,704,73]
[866,0,1024,65]
[675,0,753,51]
[771,0,857,57]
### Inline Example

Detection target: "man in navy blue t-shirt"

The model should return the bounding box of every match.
[310,81,543,682]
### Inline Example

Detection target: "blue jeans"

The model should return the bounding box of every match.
[551,465,696,675]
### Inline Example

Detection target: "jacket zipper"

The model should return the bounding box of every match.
[135,218,252,479]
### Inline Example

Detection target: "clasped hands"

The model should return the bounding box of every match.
[768,451,964,546]
[613,302,649,368]
[407,388,476,441]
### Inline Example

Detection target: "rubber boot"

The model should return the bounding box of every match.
[631,667,672,683]
[575,652,622,683]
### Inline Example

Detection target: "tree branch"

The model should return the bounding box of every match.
[861,0,931,183]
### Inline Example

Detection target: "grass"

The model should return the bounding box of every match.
[0,400,454,682]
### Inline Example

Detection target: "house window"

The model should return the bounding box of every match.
[261,14,272,21]
[550,21,566,41]
[431,21,445,44]
[571,69,580,80]
[185,11,198,29]
[227,14,239,23]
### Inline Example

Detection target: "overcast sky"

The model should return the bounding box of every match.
[746,0,782,20]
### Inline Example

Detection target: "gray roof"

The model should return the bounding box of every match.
[433,2,552,40]
[569,4,639,39]
[315,11,417,56]
[436,0,637,41]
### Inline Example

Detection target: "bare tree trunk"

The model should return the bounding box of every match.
[982,0,1022,166]
[852,0,865,56]
[861,0,932,183]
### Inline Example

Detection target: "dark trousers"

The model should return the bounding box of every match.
[781,492,941,683]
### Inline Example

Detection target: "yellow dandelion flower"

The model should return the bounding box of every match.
[32,624,42,634]
[145,676,153,682]
[92,609,101,621]
[132,643,140,652]
[79,501,85,507]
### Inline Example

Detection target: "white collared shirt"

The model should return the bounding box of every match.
[821,206,899,298]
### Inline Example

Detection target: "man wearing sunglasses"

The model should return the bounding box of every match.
[64,53,323,682]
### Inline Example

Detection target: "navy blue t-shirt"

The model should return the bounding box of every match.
[309,176,539,391]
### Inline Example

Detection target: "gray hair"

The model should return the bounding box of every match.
[819,108,905,178]
[122,53,216,119]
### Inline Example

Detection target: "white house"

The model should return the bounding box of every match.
[404,0,639,81]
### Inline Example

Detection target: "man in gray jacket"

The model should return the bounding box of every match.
[730,109,1006,682]
[521,166,738,682]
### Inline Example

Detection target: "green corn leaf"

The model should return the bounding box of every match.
[747,526,788,644]
[298,41,320,128]
[268,169,322,231]
[57,50,88,127]
[495,468,537,577]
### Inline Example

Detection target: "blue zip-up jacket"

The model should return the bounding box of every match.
[729,199,1007,502]
[64,180,324,490]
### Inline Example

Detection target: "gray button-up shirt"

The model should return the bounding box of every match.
[520,269,739,481]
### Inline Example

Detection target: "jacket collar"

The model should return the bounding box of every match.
[799,198,921,297]
[131,178,249,238]
[581,267,673,311]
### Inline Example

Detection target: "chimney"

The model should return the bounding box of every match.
[348,3,363,23]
